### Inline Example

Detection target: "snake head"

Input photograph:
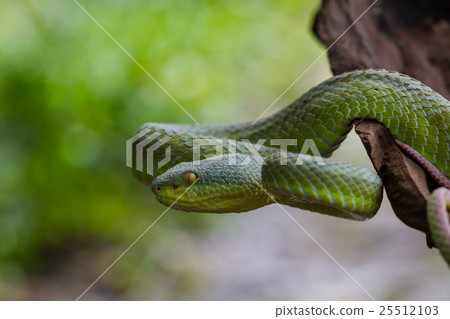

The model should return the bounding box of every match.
[151,154,272,213]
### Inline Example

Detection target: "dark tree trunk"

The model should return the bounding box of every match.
[314,0,450,98]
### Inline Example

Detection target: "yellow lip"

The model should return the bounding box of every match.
[156,185,175,198]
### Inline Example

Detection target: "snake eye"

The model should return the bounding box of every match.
[182,172,197,186]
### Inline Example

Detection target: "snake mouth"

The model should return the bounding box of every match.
[154,194,221,212]
[155,192,225,205]
[154,189,255,213]
[152,182,238,205]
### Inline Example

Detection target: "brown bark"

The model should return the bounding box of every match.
[314,0,450,244]
[354,121,436,243]
[314,0,450,98]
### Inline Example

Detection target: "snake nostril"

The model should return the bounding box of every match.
[173,185,179,190]
[156,187,161,192]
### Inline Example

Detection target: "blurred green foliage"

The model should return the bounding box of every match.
[0,0,326,299]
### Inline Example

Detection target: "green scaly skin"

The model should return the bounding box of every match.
[427,188,450,265]
[131,69,450,265]
[150,153,383,218]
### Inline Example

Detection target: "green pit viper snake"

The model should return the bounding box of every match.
[130,69,450,266]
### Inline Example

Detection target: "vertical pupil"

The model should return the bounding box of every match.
[184,173,195,185]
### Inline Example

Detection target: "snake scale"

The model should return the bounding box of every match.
[131,69,450,266]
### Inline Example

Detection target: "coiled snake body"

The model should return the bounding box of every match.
[131,70,450,266]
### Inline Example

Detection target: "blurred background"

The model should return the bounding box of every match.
[0,0,448,300]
